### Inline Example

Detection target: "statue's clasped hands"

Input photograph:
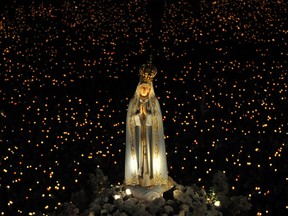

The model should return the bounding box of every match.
[140,104,146,115]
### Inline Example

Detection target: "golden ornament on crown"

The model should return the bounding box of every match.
[139,59,157,83]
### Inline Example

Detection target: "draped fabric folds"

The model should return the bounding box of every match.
[125,82,169,187]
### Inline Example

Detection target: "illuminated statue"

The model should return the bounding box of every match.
[125,58,169,188]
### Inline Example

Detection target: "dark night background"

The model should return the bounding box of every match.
[0,0,287,215]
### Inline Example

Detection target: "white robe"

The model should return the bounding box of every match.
[125,82,169,187]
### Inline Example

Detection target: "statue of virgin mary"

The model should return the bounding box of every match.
[125,59,169,188]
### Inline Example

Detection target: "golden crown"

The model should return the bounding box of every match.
[139,56,157,83]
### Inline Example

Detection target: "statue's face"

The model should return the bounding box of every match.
[139,84,151,97]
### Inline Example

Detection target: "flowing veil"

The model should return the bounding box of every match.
[125,81,168,186]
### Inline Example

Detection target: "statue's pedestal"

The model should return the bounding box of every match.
[124,177,175,202]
